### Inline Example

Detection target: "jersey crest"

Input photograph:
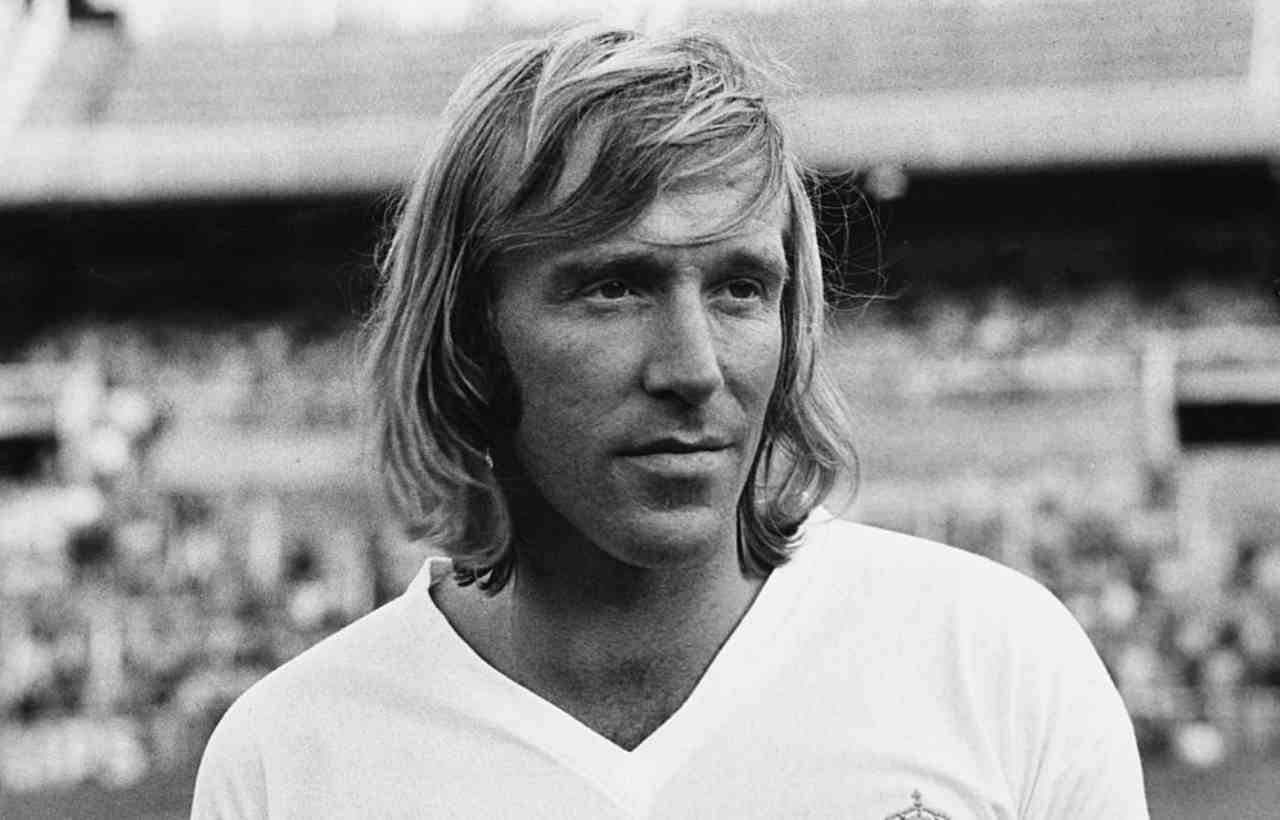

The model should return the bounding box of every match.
[884,790,951,820]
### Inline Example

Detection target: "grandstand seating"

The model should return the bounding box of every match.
[23,0,1257,129]
[10,0,1264,202]
[4,0,1267,203]
[25,26,520,126]
[719,0,1252,94]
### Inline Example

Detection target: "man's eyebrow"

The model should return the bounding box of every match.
[546,244,789,288]
[550,249,666,282]
[717,248,789,283]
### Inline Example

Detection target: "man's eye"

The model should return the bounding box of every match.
[588,280,633,300]
[724,279,764,300]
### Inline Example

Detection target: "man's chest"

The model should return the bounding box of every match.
[275,719,1016,820]
[650,700,1019,820]
[264,652,1023,820]
[289,727,1015,820]
[537,675,697,752]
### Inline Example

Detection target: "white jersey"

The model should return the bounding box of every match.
[191,517,1149,819]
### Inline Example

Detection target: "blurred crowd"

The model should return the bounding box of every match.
[0,449,406,792]
[1,290,1278,794]
[16,321,360,431]
[0,323,407,794]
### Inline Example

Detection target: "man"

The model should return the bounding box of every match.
[192,26,1149,819]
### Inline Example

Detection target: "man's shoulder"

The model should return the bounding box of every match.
[216,591,432,731]
[796,516,1074,633]
[800,516,1043,590]
[794,516,1112,708]
[193,589,450,816]
[790,518,1146,818]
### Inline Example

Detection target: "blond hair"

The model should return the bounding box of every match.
[363,26,858,591]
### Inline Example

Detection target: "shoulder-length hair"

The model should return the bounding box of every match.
[362,25,858,592]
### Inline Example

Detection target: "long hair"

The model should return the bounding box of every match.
[362,26,859,592]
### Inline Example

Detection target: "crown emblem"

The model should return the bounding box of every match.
[884,790,951,820]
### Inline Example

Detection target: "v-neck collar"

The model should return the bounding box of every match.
[405,535,821,817]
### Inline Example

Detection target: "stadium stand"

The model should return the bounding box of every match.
[2,0,1275,201]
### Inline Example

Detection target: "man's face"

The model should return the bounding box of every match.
[492,172,788,571]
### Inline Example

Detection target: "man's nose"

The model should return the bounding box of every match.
[641,292,725,406]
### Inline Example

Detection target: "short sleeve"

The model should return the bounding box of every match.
[1016,585,1150,820]
[190,698,270,820]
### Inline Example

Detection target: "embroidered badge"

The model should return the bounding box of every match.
[883,790,951,820]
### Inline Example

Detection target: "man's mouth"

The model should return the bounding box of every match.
[623,436,732,456]
[617,437,735,479]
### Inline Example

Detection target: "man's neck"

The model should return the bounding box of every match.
[517,541,765,750]
[510,538,763,682]
[433,532,766,750]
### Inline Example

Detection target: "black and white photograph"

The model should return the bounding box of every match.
[1,1,1278,818]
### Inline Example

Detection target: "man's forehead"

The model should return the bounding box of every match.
[506,180,788,287]
[625,182,787,249]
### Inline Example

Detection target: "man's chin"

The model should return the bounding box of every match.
[602,506,738,570]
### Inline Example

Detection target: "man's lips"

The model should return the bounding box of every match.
[615,437,736,478]
[620,437,733,456]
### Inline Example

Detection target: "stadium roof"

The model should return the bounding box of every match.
[2,0,1277,204]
